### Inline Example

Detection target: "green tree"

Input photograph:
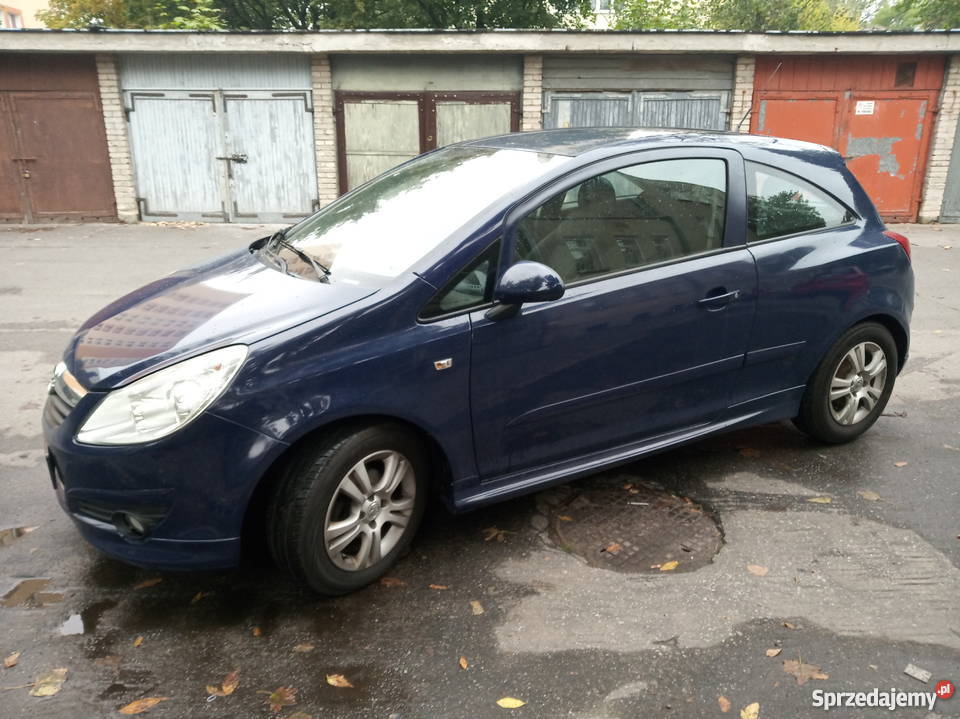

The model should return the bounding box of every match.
[39,0,225,28]
[871,0,960,29]
[613,0,860,30]
[611,0,705,29]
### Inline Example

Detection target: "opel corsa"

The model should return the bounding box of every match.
[42,129,914,595]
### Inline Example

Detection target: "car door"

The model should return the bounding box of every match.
[468,148,757,478]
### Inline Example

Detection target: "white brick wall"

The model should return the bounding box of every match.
[729,55,756,133]
[94,54,138,222]
[311,54,339,208]
[522,55,544,132]
[919,55,960,222]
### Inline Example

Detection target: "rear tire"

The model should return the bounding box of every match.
[794,322,898,444]
[267,423,428,596]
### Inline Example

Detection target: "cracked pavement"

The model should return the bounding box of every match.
[0,222,957,718]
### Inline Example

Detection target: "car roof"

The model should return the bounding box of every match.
[460,127,835,159]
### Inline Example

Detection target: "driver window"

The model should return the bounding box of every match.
[516,158,727,284]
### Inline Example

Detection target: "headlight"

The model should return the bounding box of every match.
[76,345,248,446]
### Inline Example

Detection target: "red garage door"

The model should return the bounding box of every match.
[751,56,944,222]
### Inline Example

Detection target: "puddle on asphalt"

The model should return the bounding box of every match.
[0,525,38,547]
[58,600,117,636]
[1,577,62,607]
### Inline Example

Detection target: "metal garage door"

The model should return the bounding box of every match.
[121,55,317,222]
[542,54,734,131]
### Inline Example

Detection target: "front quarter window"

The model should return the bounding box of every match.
[278,148,567,285]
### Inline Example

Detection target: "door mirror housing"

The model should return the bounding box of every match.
[491,261,565,310]
[495,261,565,305]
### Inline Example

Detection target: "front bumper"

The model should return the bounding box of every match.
[43,398,287,571]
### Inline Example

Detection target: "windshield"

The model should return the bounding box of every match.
[276,146,569,284]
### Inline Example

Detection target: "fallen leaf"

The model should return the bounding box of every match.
[496,697,526,709]
[251,627,262,637]
[287,713,313,719]
[622,483,634,490]
[482,527,512,542]
[325,674,353,688]
[660,560,679,571]
[292,643,314,653]
[133,636,144,648]
[94,655,121,671]
[379,577,406,588]
[458,656,469,670]
[29,668,67,697]
[470,600,485,615]
[738,447,762,458]
[3,652,20,668]
[260,686,296,712]
[718,695,731,713]
[628,488,640,494]
[944,444,960,452]
[904,663,932,683]
[857,490,881,502]
[807,497,832,504]
[191,591,212,604]
[740,702,760,719]
[783,659,829,685]
[558,515,574,522]
[783,621,797,630]
[765,648,782,657]
[133,578,162,590]
[746,564,769,577]
[893,461,908,468]
[119,697,169,714]
[428,584,449,590]
[603,543,622,555]
[206,669,239,697]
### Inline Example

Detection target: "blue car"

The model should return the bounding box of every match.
[42,129,913,594]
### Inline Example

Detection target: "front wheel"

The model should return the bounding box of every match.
[794,322,898,444]
[267,424,428,595]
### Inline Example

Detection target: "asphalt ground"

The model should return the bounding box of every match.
[0,221,957,718]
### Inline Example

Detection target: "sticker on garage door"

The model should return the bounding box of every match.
[855,100,875,115]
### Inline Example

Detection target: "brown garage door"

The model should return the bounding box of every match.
[0,55,115,222]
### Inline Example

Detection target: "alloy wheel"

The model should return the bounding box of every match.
[828,341,887,426]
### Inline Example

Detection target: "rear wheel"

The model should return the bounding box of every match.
[794,322,898,444]
[268,424,428,595]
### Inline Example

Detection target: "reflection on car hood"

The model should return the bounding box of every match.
[66,248,376,390]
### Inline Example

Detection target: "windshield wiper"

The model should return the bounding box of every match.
[260,229,331,283]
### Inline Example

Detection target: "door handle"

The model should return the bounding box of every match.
[697,288,740,310]
[215,154,248,164]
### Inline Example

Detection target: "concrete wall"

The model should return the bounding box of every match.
[331,54,522,92]
[311,54,338,208]
[729,56,756,132]
[920,55,960,222]
[521,55,544,131]
[94,54,138,223]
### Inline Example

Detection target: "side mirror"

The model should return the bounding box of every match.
[487,261,564,319]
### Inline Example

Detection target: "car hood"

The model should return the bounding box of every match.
[66,247,377,391]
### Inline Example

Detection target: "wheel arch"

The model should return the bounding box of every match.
[855,312,909,373]
[240,413,454,561]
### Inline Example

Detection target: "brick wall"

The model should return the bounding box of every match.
[729,55,756,133]
[522,55,544,132]
[311,54,339,208]
[94,54,138,222]
[919,55,960,222]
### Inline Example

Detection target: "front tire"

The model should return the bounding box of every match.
[268,424,428,595]
[794,322,898,444]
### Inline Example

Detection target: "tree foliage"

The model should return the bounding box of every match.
[871,0,960,29]
[39,0,224,29]
[613,0,860,31]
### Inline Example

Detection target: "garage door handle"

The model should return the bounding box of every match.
[697,289,740,309]
[216,154,248,164]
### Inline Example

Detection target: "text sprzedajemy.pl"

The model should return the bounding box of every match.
[811,688,938,712]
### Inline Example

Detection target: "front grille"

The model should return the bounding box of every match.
[43,363,85,429]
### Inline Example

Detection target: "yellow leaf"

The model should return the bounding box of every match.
[191,591,212,604]
[251,626,262,637]
[807,497,832,504]
[659,560,679,571]
[893,461,908,468]
[857,490,881,502]
[470,600,485,615]
[718,695,731,713]
[133,578,162,590]
[558,515,574,522]
[765,648,782,657]
[496,697,526,709]
[458,656,469,670]
[119,697,169,715]
[326,674,354,689]
[783,659,829,685]
[29,668,67,697]
[746,564,769,577]
[379,576,406,587]
[133,636,144,648]
[428,584,449,590]
[263,686,297,712]
[206,669,239,697]
[4,651,21,668]
[604,543,622,554]
[292,643,314,653]
[740,702,760,719]
[783,621,797,630]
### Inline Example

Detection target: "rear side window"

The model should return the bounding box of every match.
[746,162,856,242]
